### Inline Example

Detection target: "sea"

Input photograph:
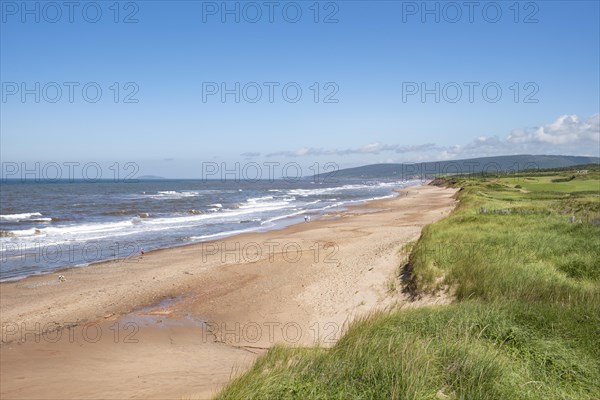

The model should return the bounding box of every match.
[0,179,421,281]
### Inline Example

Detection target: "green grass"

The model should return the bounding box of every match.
[497,174,600,193]
[217,171,600,400]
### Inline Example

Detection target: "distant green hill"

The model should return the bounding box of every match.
[316,155,600,180]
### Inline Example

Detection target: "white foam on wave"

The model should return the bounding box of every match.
[246,195,274,202]
[287,181,417,198]
[141,190,200,200]
[238,195,296,212]
[260,209,307,225]
[318,194,396,212]
[0,212,46,222]
[1,195,300,250]
[287,184,371,197]
[0,218,143,245]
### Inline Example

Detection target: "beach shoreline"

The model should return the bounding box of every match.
[0,184,414,284]
[0,184,458,399]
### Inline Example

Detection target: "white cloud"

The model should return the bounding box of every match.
[507,114,599,147]
[261,114,600,161]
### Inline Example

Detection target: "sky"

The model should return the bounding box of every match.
[1,0,599,178]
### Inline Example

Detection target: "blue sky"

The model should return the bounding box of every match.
[1,0,599,178]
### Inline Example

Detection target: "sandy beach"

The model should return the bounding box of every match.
[0,184,457,399]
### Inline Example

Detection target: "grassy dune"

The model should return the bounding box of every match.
[217,168,600,400]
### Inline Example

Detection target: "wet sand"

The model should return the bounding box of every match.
[0,184,457,399]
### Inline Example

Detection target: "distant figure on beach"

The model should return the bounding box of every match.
[140,248,145,257]
[304,216,310,222]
